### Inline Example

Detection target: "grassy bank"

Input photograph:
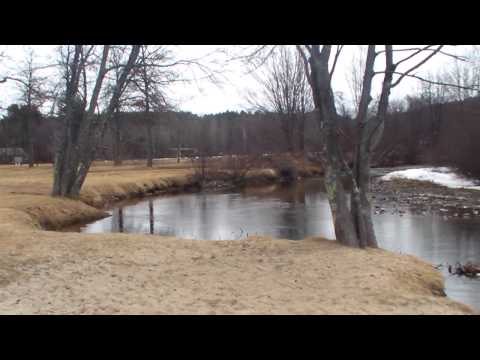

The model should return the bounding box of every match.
[0,161,196,230]
[0,156,322,230]
[0,159,475,314]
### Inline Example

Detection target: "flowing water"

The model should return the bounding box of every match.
[70,178,480,311]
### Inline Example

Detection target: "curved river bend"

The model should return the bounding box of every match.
[70,178,480,311]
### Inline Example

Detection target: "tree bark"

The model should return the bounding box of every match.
[118,208,124,232]
[298,45,402,248]
[351,45,378,248]
[298,114,305,154]
[242,123,248,154]
[149,200,154,234]
[146,118,154,167]
[52,45,140,198]
[28,141,34,167]
[112,111,122,166]
[308,45,360,247]
[145,102,153,167]
[281,115,295,153]
[24,113,34,168]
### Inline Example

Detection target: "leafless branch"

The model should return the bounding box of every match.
[390,45,444,88]
[329,45,344,80]
[295,45,312,85]
[226,45,279,74]
[392,71,480,91]
[393,45,437,68]
[377,46,466,61]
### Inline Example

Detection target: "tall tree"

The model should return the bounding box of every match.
[102,45,153,166]
[52,45,140,197]
[128,45,177,167]
[346,45,367,115]
[0,50,6,85]
[424,46,480,102]
[106,46,133,166]
[0,48,49,167]
[249,47,313,153]
[294,45,457,247]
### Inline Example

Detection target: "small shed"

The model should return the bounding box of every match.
[168,147,198,159]
[0,147,28,164]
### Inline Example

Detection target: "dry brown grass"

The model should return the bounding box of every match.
[0,159,475,314]
[0,159,194,229]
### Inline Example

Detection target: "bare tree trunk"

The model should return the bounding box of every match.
[323,162,359,247]
[242,122,248,154]
[298,114,305,154]
[53,46,104,197]
[140,48,154,169]
[28,140,34,168]
[252,44,444,248]
[118,207,124,232]
[52,136,66,196]
[307,46,361,247]
[281,115,295,153]
[112,111,122,166]
[52,45,140,198]
[352,45,394,248]
[25,115,34,168]
[350,45,378,248]
[52,94,85,197]
[146,113,153,168]
[149,200,154,234]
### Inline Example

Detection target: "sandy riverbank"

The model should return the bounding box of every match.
[0,160,475,314]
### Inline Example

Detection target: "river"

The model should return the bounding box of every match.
[70,178,480,311]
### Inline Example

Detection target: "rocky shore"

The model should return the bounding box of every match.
[371,175,480,220]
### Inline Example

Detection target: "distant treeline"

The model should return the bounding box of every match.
[375,96,480,177]
[0,108,326,163]
[1,98,480,178]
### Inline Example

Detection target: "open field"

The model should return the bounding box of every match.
[0,160,475,314]
[0,159,195,229]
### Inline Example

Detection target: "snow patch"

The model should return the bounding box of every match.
[381,167,480,191]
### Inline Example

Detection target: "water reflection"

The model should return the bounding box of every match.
[76,178,480,311]
[82,181,334,241]
[149,200,154,235]
[375,214,480,310]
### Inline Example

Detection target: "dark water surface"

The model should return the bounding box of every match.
[72,178,480,311]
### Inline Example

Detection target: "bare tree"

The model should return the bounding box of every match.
[293,44,461,248]
[424,46,480,102]
[128,46,177,167]
[248,47,313,154]
[172,112,185,162]
[52,45,140,197]
[0,50,6,84]
[346,45,367,114]
[0,48,49,167]
[100,45,153,166]
[105,46,132,166]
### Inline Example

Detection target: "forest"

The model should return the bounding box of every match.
[2,93,480,176]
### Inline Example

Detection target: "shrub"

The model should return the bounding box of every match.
[272,157,298,183]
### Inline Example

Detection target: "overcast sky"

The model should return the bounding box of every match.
[0,45,471,115]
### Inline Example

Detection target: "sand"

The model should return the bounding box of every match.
[0,161,475,314]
